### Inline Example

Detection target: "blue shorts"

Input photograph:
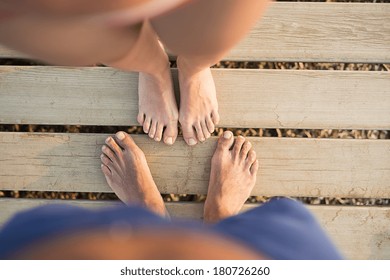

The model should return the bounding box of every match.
[0,197,342,259]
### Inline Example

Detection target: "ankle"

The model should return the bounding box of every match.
[108,21,170,75]
[177,56,206,77]
[149,58,171,78]
[204,199,233,223]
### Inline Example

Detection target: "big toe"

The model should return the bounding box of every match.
[163,121,178,145]
[114,131,137,150]
[182,123,198,146]
[217,131,234,151]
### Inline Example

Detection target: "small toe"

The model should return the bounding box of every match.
[206,116,215,134]
[240,141,252,160]
[194,123,206,142]
[105,136,122,155]
[148,120,157,139]
[250,159,259,175]
[163,121,178,145]
[137,112,145,126]
[101,163,111,176]
[100,153,112,166]
[217,130,234,151]
[143,117,152,133]
[211,110,220,125]
[154,123,164,142]
[101,145,115,161]
[201,121,211,139]
[232,136,245,158]
[246,150,257,168]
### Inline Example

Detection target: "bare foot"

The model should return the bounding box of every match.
[100,131,167,217]
[204,131,259,223]
[177,56,220,146]
[137,56,179,145]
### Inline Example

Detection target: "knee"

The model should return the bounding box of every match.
[0,17,143,66]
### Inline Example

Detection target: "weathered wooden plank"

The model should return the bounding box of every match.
[0,3,389,63]
[1,67,389,129]
[229,2,390,63]
[0,198,388,259]
[0,133,389,198]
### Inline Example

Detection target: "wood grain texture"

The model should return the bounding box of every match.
[1,133,389,198]
[1,67,389,129]
[229,2,390,63]
[0,198,388,259]
[0,3,389,62]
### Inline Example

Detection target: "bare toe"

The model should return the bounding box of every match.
[211,110,220,125]
[201,120,211,139]
[182,123,198,146]
[240,141,252,160]
[246,150,257,169]
[250,160,259,175]
[148,120,157,139]
[232,136,245,158]
[114,131,137,150]
[217,131,234,151]
[100,153,112,166]
[154,123,164,142]
[163,121,178,145]
[206,116,215,134]
[101,164,111,176]
[102,145,115,161]
[194,123,205,142]
[143,117,151,133]
[105,137,122,155]
[137,112,145,126]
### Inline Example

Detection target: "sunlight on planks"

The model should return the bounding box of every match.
[0,133,389,198]
[1,67,389,129]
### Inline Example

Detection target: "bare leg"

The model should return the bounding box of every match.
[204,131,259,223]
[151,0,271,145]
[100,131,167,217]
[0,15,178,145]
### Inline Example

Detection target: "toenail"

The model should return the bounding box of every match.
[116,131,125,140]
[200,137,205,142]
[101,146,106,152]
[165,137,173,145]
[223,131,232,139]
[105,137,111,144]
[188,138,197,146]
[155,137,160,141]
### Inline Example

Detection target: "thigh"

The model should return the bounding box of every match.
[0,15,142,65]
[150,0,271,56]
